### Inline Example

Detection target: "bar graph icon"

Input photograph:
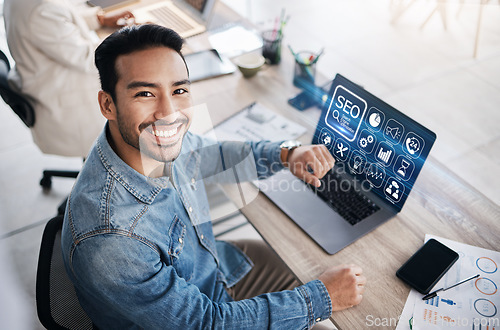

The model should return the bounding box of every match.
[376,142,395,166]
[378,148,392,163]
[425,295,439,307]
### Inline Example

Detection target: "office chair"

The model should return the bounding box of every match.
[36,215,96,330]
[0,49,79,191]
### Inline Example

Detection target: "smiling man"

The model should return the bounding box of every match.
[99,44,193,175]
[61,24,365,329]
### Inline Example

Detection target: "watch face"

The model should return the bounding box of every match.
[281,140,301,149]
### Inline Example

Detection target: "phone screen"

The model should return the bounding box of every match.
[396,238,459,294]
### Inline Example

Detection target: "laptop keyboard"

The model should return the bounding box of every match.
[311,170,380,225]
[150,6,196,33]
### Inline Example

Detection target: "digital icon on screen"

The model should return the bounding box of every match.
[398,161,408,176]
[386,126,400,139]
[331,109,341,124]
[404,132,425,158]
[384,178,404,202]
[384,119,404,144]
[325,85,367,142]
[319,128,335,150]
[365,163,385,188]
[366,107,385,132]
[394,155,414,181]
[376,142,395,166]
[334,138,350,161]
[357,129,376,153]
[369,113,382,128]
[349,151,366,174]
[378,148,392,163]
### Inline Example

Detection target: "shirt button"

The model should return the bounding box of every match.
[200,234,204,240]
[191,178,196,184]
[178,238,183,244]
[188,206,193,213]
[315,318,321,322]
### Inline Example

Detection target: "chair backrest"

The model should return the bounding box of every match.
[36,215,96,330]
[0,49,35,127]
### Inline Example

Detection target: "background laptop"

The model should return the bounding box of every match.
[129,0,216,38]
[257,74,437,255]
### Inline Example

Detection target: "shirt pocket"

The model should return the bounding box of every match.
[168,216,194,281]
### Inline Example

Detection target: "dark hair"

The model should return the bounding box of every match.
[95,24,187,101]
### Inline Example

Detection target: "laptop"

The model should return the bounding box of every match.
[126,0,216,38]
[257,74,437,255]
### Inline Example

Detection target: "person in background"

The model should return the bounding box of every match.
[3,0,134,157]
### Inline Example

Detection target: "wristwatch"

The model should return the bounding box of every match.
[280,140,302,164]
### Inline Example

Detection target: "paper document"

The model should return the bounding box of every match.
[397,235,500,330]
[207,102,306,142]
[208,24,263,58]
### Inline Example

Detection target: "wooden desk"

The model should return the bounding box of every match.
[186,11,500,330]
[101,3,500,328]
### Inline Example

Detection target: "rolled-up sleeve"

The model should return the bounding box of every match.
[69,234,331,329]
[185,133,285,183]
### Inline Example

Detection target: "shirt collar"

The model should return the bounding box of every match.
[95,125,170,204]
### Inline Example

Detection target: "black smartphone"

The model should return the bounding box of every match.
[396,239,459,294]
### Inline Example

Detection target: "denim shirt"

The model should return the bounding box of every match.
[61,127,332,329]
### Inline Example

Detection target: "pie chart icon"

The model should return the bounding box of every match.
[368,112,382,128]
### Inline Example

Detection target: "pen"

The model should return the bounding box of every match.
[311,48,324,64]
[422,274,480,300]
[287,45,300,62]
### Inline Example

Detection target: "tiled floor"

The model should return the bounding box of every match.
[0,0,499,328]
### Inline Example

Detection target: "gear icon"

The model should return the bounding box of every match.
[360,137,368,148]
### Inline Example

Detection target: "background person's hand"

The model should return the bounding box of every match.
[285,145,335,187]
[98,10,135,28]
[318,264,366,311]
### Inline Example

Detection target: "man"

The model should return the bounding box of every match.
[4,0,133,157]
[61,24,366,329]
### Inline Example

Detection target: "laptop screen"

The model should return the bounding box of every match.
[184,0,208,12]
[179,0,215,21]
[312,74,437,212]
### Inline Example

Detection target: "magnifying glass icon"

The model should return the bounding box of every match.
[332,109,341,123]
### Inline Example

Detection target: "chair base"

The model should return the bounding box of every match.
[40,170,79,190]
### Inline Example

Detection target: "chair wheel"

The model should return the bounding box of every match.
[40,176,52,190]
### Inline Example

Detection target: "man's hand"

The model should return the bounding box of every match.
[318,264,366,312]
[98,11,135,28]
[285,145,335,187]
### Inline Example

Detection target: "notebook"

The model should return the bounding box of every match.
[131,0,216,38]
[257,74,437,255]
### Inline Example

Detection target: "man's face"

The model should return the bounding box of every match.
[106,46,193,166]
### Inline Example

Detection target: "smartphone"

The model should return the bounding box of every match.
[396,239,459,294]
